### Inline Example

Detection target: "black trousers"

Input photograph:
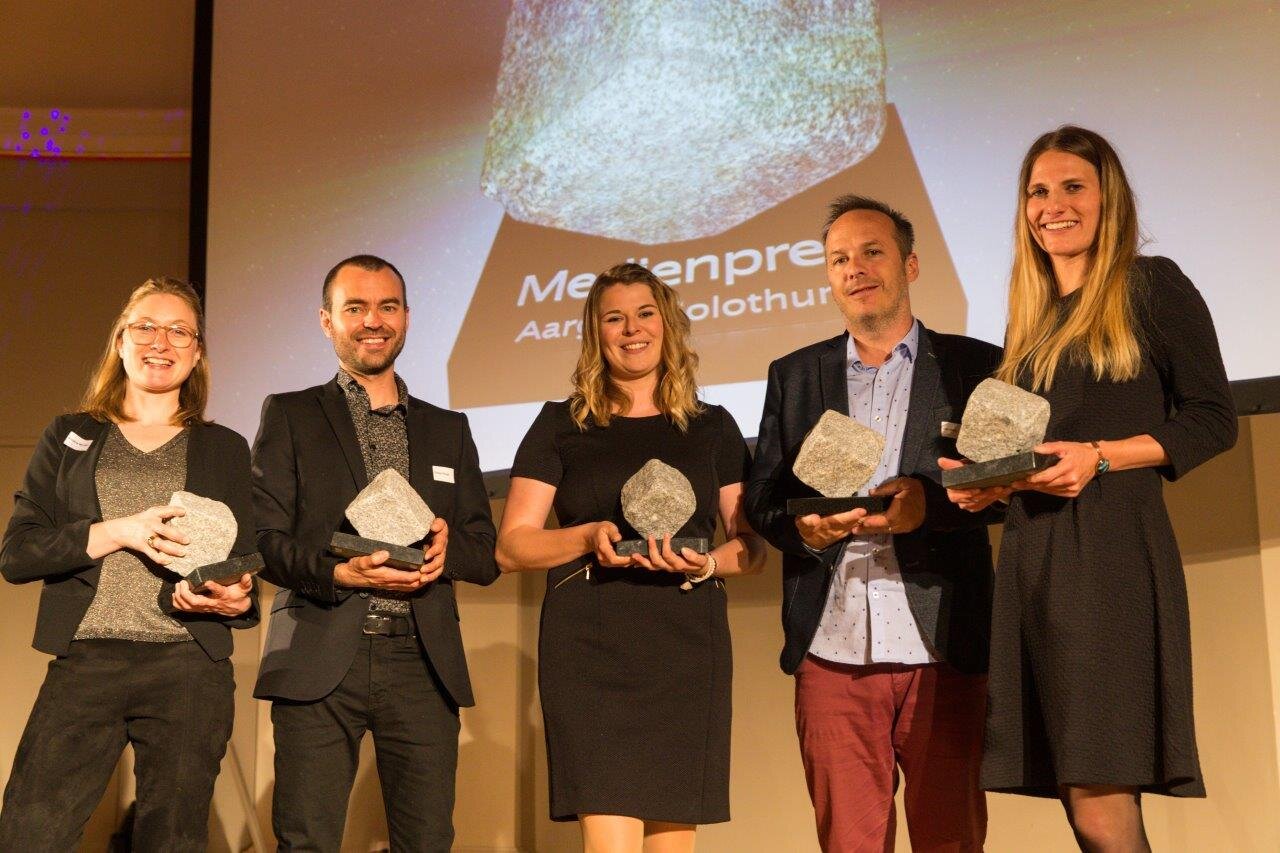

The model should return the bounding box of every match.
[0,639,234,853]
[271,633,461,852]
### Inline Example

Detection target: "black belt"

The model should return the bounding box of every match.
[361,612,416,637]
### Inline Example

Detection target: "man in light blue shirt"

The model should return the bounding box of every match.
[747,196,1003,851]
[806,322,938,666]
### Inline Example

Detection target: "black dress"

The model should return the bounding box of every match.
[982,257,1237,797]
[510,401,751,823]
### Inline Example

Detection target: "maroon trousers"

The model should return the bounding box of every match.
[794,656,988,852]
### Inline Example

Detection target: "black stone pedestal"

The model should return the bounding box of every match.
[614,537,711,558]
[329,532,425,570]
[786,495,889,516]
[186,552,265,592]
[940,451,1057,490]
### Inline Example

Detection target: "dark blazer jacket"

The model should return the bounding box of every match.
[0,414,260,661]
[746,324,1002,676]
[251,378,499,707]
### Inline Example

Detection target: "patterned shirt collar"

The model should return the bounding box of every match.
[846,319,919,374]
[336,368,409,413]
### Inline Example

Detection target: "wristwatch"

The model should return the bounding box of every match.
[1089,441,1111,475]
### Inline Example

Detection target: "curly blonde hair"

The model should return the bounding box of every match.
[568,263,703,431]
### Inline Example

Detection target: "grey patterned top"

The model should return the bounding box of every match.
[337,370,414,615]
[75,424,192,643]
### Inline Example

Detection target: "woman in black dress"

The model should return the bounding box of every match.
[497,263,765,853]
[942,127,1236,850]
[0,278,258,850]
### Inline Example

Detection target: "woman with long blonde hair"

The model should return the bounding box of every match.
[0,278,257,850]
[497,263,765,853]
[943,127,1236,850]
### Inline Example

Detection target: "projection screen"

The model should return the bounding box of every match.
[207,1,1279,472]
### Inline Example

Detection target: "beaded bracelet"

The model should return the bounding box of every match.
[680,553,718,591]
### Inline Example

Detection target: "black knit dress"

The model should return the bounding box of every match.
[511,402,751,823]
[981,256,1237,797]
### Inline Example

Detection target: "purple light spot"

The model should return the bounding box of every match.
[51,109,60,119]
[14,143,21,151]
[30,150,39,158]
[45,140,55,151]
[40,127,49,136]
[21,131,29,140]
[21,110,30,119]
[59,125,67,133]
[76,145,85,153]
[62,114,70,122]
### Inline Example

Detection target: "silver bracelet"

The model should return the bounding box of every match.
[680,553,717,591]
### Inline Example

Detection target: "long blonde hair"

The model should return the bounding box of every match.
[568,263,703,431]
[997,126,1142,392]
[81,277,210,425]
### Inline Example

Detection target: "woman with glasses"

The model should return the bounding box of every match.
[0,277,258,851]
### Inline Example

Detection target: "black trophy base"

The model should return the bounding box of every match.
[186,552,264,592]
[329,532,425,570]
[786,496,889,516]
[941,451,1058,490]
[614,537,711,557]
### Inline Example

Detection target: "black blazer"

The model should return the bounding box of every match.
[251,378,499,707]
[0,414,260,661]
[746,324,1002,676]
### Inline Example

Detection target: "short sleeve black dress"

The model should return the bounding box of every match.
[510,401,751,824]
[981,257,1237,797]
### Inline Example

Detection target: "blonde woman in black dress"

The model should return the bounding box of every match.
[942,127,1236,851]
[497,263,765,853]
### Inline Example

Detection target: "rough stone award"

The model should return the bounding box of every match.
[165,491,263,592]
[941,378,1057,490]
[613,459,709,558]
[786,410,889,516]
[328,469,436,570]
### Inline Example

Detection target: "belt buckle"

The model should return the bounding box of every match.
[362,613,392,635]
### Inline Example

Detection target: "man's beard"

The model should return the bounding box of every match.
[334,330,405,376]
[847,284,909,336]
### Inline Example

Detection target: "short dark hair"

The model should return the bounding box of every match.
[322,254,407,309]
[821,195,915,260]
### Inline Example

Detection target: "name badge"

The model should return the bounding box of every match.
[940,421,961,439]
[64,431,93,452]
[432,465,455,483]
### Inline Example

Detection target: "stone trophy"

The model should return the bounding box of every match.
[786,410,889,516]
[328,469,436,570]
[612,459,710,558]
[164,491,263,592]
[940,378,1057,490]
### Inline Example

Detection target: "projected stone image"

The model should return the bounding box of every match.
[481,0,886,244]
[450,1,968,410]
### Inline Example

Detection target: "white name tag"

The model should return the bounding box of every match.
[432,465,455,483]
[64,431,93,452]
[940,421,961,439]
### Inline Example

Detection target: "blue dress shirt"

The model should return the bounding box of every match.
[808,321,937,665]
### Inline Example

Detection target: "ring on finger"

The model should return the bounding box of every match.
[146,534,158,549]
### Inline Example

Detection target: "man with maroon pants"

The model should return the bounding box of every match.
[746,196,1001,851]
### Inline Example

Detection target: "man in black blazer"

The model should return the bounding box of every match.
[252,255,499,852]
[746,197,1001,852]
